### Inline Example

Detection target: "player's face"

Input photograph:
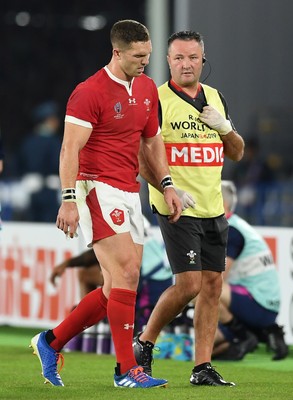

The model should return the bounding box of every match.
[167,39,204,88]
[118,41,152,80]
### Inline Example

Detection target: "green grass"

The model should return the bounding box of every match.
[1,326,293,400]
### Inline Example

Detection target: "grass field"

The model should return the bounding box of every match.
[1,326,293,400]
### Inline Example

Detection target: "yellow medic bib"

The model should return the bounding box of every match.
[149,83,226,218]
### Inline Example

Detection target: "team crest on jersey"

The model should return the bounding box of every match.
[110,208,125,226]
[144,98,151,111]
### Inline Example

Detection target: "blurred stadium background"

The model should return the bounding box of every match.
[1,1,293,341]
[1,0,293,226]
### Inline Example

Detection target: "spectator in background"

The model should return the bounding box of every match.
[50,248,103,299]
[0,134,4,235]
[0,134,3,175]
[231,137,276,224]
[212,180,288,361]
[232,138,274,187]
[18,101,62,222]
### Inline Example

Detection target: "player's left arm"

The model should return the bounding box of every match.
[138,136,161,191]
[140,134,182,222]
[139,136,195,211]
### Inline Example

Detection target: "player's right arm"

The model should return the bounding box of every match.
[56,122,92,238]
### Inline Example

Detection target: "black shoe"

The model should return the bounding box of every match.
[212,342,246,361]
[190,363,235,386]
[236,330,259,354]
[265,324,289,360]
[133,334,154,376]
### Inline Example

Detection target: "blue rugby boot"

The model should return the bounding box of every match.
[30,331,64,386]
[114,365,167,388]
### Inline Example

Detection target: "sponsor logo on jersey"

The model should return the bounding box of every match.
[165,142,224,166]
[79,172,99,179]
[128,98,137,105]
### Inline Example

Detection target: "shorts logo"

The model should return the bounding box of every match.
[187,250,196,264]
[110,208,124,226]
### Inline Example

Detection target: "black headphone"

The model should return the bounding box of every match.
[201,57,211,83]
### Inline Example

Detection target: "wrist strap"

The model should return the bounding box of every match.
[160,175,174,190]
[62,188,76,194]
[62,195,77,202]
[61,188,76,202]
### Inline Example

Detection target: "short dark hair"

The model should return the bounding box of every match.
[168,30,204,51]
[110,20,150,49]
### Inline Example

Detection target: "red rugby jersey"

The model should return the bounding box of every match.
[66,67,159,192]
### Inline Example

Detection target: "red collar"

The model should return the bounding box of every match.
[170,79,202,99]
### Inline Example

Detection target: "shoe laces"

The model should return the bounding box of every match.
[54,352,64,374]
[129,367,149,383]
[57,353,64,372]
[205,364,223,379]
[210,365,221,376]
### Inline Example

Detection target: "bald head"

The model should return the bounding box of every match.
[221,180,238,213]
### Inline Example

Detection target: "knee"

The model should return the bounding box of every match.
[176,280,201,304]
[202,272,223,300]
[120,256,141,286]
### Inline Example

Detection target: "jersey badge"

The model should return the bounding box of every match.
[110,208,125,226]
[114,102,124,119]
[187,250,197,264]
[144,98,151,111]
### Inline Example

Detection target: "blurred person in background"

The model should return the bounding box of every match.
[50,247,103,299]
[212,180,288,361]
[0,134,3,174]
[0,134,4,235]
[134,30,244,388]
[30,19,184,389]
[18,100,62,222]
[231,137,276,224]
